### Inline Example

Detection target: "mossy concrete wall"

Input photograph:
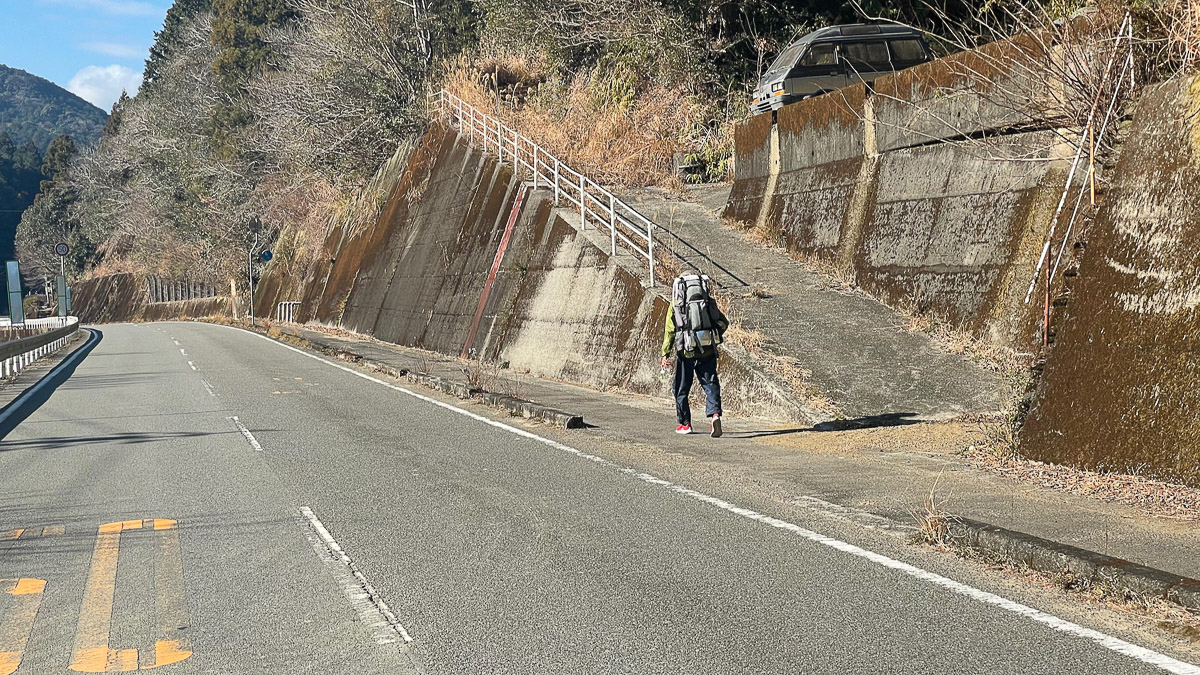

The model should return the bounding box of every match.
[1021,77,1200,486]
[725,39,1075,349]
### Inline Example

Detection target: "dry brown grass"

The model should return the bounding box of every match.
[437,53,724,187]
[911,477,956,548]
[964,424,1200,521]
[721,315,839,419]
[1167,0,1200,75]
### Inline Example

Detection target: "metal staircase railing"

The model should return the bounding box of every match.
[429,90,660,287]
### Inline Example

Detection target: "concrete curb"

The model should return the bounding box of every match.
[476,391,585,429]
[257,326,587,430]
[945,517,1200,610]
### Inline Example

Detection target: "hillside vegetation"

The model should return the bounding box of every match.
[14,0,1191,289]
[0,65,107,152]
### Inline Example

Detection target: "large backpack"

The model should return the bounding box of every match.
[672,273,722,353]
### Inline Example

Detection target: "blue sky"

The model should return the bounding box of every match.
[0,0,173,112]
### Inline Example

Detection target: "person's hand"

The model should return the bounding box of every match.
[660,356,671,370]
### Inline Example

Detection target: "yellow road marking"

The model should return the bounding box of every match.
[0,578,46,675]
[70,519,192,672]
[0,531,23,542]
[149,519,189,669]
[40,525,65,538]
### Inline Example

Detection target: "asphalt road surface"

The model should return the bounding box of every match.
[0,322,1193,674]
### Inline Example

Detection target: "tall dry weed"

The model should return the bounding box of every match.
[437,54,727,187]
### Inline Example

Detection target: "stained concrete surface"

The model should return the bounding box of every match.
[1022,76,1200,485]
[607,185,1010,420]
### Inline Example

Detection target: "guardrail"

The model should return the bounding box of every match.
[428,90,660,287]
[0,317,79,379]
[276,302,300,323]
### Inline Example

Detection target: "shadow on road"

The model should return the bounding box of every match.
[0,430,249,452]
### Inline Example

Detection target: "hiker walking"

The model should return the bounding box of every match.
[661,273,729,437]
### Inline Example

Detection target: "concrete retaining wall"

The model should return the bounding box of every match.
[73,272,231,323]
[1020,77,1200,486]
[726,39,1078,348]
[254,123,818,420]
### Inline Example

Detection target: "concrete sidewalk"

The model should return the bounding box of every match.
[269,322,1200,592]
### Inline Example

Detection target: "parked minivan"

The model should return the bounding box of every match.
[750,24,932,115]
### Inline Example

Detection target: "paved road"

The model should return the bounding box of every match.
[0,322,1190,674]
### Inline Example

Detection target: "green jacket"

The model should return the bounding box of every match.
[662,301,729,359]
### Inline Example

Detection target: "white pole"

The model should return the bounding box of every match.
[649,224,655,287]
[554,158,561,205]
[609,193,617,256]
[532,146,539,189]
[579,174,586,229]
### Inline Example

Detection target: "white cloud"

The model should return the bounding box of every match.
[68,64,142,111]
[42,0,164,17]
[81,42,144,59]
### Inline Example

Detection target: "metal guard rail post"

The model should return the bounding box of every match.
[0,317,80,380]
[429,90,658,287]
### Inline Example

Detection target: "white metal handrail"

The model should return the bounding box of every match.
[0,316,79,380]
[429,90,659,287]
[276,301,301,323]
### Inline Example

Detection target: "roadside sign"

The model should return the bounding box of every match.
[56,275,67,318]
[6,261,23,325]
[260,250,273,262]
[54,242,69,257]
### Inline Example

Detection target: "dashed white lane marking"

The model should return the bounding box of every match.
[179,348,187,356]
[187,361,197,371]
[228,415,263,452]
[299,506,414,647]
[240,327,1200,675]
[201,379,216,397]
[172,340,180,345]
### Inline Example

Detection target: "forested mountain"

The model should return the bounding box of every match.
[0,65,106,152]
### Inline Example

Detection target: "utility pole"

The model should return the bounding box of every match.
[248,218,261,327]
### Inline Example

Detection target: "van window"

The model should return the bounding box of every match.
[842,41,890,70]
[889,39,927,62]
[766,43,803,75]
[798,44,837,67]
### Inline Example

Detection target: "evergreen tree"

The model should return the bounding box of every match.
[38,135,76,195]
[102,93,130,139]
[144,0,214,90]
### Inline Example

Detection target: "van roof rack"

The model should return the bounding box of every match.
[796,23,922,44]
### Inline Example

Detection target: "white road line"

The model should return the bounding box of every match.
[201,379,216,397]
[299,506,414,647]
[179,348,187,356]
[228,415,263,452]
[187,361,197,371]
[239,327,1200,675]
[172,340,180,345]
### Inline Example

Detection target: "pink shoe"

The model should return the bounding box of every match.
[675,424,692,434]
[710,414,723,438]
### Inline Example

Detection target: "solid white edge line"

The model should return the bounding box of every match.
[299,506,414,646]
[228,415,264,452]
[0,327,96,429]
[234,325,1199,674]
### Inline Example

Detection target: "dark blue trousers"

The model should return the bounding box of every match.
[674,352,721,426]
